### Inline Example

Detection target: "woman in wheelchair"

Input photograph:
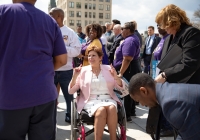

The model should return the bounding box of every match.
[69,46,125,140]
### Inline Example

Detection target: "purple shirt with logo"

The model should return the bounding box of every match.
[153,34,169,60]
[113,34,140,69]
[0,3,67,109]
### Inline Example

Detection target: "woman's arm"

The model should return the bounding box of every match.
[118,56,133,77]
[68,65,82,94]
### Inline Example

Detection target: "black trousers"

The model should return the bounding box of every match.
[143,55,152,74]
[0,100,57,140]
[118,59,141,118]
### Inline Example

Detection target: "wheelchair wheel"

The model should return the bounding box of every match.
[71,100,77,140]
[77,125,85,140]
[117,99,127,140]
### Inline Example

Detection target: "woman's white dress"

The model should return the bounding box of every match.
[83,71,117,117]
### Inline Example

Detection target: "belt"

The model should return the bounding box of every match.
[145,54,151,56]
[89,94,111,100]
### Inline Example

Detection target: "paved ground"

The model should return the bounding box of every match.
[56,92,173,140]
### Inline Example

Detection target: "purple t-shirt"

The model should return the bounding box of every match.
[113,34,140,69]
[153,34,169,60]
[0,3,67,109]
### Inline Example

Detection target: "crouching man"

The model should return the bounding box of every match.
[129,73,200,140]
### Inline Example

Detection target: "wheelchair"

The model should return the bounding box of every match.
[70,90,127,140]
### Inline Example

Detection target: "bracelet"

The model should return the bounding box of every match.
[161,72,167,79]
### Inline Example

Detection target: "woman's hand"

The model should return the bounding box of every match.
[73,64,82,77]
[109,64,118,79]
[155,73,166,83]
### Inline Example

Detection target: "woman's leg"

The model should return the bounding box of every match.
[94,107,107,140]
[105,105,117,140]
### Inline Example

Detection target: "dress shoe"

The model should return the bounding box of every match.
[135,102,139,105]
[65,116,71,123]
[131,112,136,116]
[160,129,174,137]
[126,116,132,122]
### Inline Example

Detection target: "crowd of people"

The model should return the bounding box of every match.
[1,0,200,140]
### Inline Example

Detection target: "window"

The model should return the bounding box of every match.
[69,20,74,26]
[99,0,103,2]
[99,21,103,25]
[85,12,87,18]
[106,5,110,11]
[99,4,103,10]
[77,20,81,26]
[89,12,92,18]
[89,21,92,24]
[69,11,74,17]
[105,13,110,19]
[93,12,96,18]
[77,11,81,17]
[93,4,96,10]
[105,0,110,2]
[85,3,88,9]
[99,13,103,19]
[76,2,81,8]
[89,3,92,9]
[69,2,74,8]
[85,20,88,26]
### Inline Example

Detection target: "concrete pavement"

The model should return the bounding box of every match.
[56,92,173,140]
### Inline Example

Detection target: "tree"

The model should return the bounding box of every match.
[192,5,200,29]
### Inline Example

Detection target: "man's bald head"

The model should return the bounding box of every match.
[113,24,121,36]
[49,8,64,19]
[49,8,64,27]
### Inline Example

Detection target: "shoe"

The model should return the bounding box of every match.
[65,116,71,123]
[131,112,136,116]
[135,102,139,105]
[126,116,132,122]
[160,129,174,137]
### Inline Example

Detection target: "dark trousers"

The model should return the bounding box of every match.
[144,55,152,74]
[0,100,57,140]
[54,70,73,119]
[121,59,141,118]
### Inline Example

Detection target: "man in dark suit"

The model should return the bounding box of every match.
[142,26,161,74]
[106,19,121,54]
[107,24,123,64]
[129,73,200,140]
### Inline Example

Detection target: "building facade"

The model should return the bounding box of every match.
[56,0,112,31]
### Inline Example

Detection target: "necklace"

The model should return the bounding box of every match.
[92,69,101,78]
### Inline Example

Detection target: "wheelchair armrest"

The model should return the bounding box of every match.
[113,89,122,95]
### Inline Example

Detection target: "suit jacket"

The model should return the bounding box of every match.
[106,33,115,52]
[68,65,125,113]
[142,35,161,58]
[156,82,200,140]
[107,34,124,63]
[159,24,200,83]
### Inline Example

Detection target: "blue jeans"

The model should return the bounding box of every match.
[54,70,73,118]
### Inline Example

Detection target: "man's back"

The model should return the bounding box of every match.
[0,3,66,110]
[156,83,200,139]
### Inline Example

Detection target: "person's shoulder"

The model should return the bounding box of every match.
[101,65,110,69]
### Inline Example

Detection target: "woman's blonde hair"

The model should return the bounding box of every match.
[155,4,192,31]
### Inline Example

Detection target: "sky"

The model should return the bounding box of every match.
[0,0,199,34]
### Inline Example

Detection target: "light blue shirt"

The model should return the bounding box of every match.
[145,34,155,54]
